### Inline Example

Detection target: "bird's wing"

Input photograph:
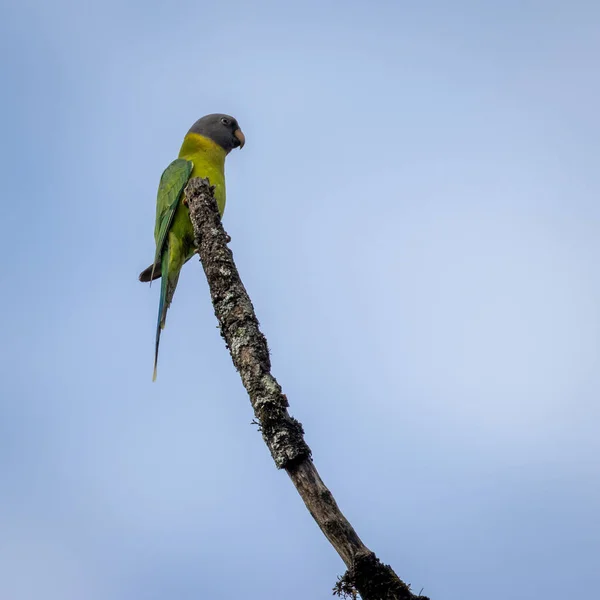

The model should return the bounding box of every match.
[151,158,194,280]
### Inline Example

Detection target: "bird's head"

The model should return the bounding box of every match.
[188,113,245,153]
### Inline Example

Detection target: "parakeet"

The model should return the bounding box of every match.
[139,113,245,381]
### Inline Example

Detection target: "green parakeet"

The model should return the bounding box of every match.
[139,114,245,380]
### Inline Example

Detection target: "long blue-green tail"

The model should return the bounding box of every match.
[152,256,170,381]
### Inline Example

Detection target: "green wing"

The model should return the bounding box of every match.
[151,158,194,280]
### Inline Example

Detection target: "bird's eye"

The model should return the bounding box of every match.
[221,118,230,126]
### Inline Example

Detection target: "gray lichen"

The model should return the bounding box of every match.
[185,176,428,600]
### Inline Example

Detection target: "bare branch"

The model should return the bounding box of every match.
[186,177,429,600]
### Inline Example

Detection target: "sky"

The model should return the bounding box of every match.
[1,0,599,598]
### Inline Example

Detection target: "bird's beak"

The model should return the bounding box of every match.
[234,128,245,149]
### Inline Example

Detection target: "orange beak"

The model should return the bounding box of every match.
[234,128,245,149]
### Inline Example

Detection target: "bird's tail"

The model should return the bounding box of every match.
[139,261,162,283]
[153,258,170,381]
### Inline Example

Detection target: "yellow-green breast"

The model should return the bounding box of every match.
[167,132,228,261]
[179,132,227,214]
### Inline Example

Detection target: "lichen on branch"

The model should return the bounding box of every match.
[185,177,429,600]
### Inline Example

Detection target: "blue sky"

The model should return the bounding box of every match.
[1,1,599,598]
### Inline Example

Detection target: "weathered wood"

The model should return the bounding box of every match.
[186,177,429,600]
[286,459,369,566]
